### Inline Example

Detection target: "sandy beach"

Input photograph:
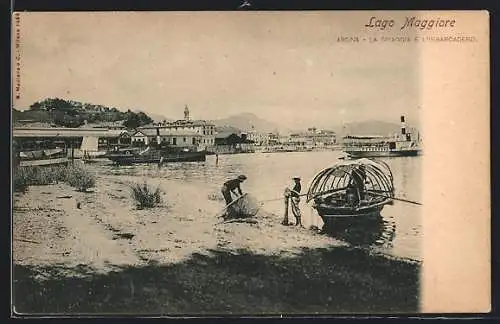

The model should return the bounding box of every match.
[13,167,420,315]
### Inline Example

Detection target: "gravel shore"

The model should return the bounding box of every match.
[13,171,420,315]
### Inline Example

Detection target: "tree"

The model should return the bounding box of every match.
[137,111,153,126]
[29,101,42,110]
[22,98,156,129]
[123,112,141,129]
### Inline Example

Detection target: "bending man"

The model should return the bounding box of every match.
[221,174,247,218]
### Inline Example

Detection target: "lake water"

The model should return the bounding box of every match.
[99,151,422,261]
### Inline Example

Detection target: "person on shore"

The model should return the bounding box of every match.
[221,175,247,217]
[282,177,303,227]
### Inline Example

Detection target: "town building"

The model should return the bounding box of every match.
[267,133,281,145]
[214,132,255,154]
[138,105,216,151]
[307,129,337,146]
[247,131,271,146]
[288,133,314,147]
[131,128,202,150]
[80,120,126,130]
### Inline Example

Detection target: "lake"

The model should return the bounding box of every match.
[99,151,422,261]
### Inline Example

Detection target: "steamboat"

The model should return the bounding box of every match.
[342,116,421,158]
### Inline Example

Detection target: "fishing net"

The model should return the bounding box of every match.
[227,194,261,219]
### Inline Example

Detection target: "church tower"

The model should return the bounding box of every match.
[184,104,190,120]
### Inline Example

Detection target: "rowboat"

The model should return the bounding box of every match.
[306,158,395,231]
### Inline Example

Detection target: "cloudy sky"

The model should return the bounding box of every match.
[14,11,421,129]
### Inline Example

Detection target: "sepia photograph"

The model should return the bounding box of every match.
[11,10,490,316]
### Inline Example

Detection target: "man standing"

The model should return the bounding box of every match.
[221,174,247,217]
[282,177,303,227]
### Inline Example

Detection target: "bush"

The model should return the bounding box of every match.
[207,192,224,202]
[12,165,67,190]
[131,182,162,209]
[13,170,28,193]
[65,165,96,192]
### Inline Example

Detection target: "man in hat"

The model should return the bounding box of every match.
[346,165,367,206]
[282,177,303,227]
[221,174,247,217]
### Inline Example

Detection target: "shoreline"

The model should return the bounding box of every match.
[13,171,420,314]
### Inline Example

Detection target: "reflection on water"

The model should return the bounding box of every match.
[323,213,396,248]
[96,151,421,260]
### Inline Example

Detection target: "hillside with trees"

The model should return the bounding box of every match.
[13,98,154,129]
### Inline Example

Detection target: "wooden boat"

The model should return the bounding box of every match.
[105,146,206,165]
[306,158,395,231]
[16,148,71,167]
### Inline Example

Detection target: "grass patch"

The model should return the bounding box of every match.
[12,165,96,192]
[65,166,96,192]
[13,166,68,193]
[207,192,224,202]
[131,182,162,209]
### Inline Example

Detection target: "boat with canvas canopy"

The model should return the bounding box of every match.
[306,158,395,229]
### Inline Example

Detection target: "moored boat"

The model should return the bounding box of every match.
[342,116,421,158]
[306,158,395,231]
[105,146,206,165]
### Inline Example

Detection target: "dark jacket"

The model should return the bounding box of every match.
[223,178,243,195]
[291,182,301,198]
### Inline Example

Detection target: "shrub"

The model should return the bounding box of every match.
[13,165,68,187]
[131,182,162,209]
[207,192,224,202]
[65,165,96,192]
[13,169,28,193]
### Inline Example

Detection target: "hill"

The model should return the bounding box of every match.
[13,98,155,129]
[212,113,289,134]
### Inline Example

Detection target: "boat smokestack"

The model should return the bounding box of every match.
[400,115,406,135]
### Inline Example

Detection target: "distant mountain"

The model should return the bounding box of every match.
[339,121,403,137]
[336,119,421,138]
[134,111,172,123]
[215,125,243,135]
[212,113,288,134]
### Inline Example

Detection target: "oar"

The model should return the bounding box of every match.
[215,193,248,218]
[365,190,422,206]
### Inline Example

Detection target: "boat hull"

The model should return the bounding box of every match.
[345,149,420,158]
[107,151,206,165]
[316,204,385,232]
[315,204,385,219]
[18,157,71,167]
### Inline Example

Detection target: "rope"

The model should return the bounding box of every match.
[258,192,309,204]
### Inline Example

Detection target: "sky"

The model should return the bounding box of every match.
[14,11,422,130]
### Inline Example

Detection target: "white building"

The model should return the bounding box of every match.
[247,131,271,146]
[131,128,202,149]
[305,128,337,146]
[139,105,216,151]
